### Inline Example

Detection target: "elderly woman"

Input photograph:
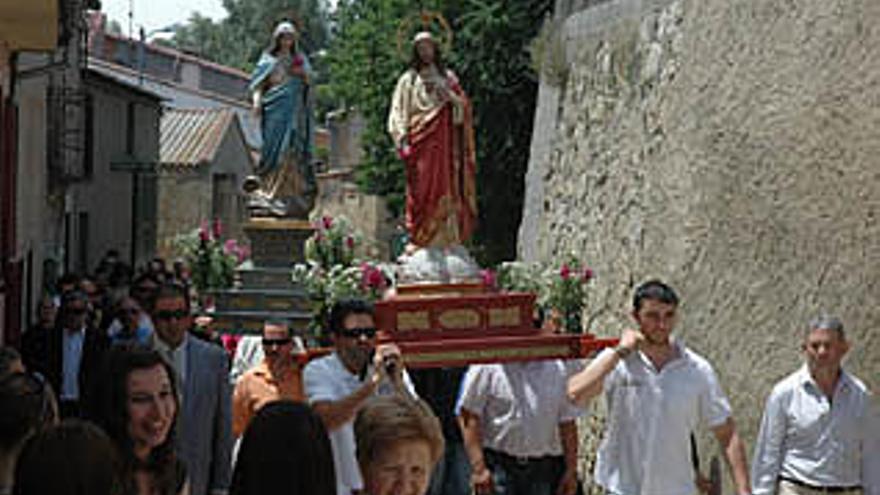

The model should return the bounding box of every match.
[355,395,445,495]
[92,344,187,495]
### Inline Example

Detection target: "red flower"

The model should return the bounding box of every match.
[560,264,572,280]
[198,220,210,242]
[398,144,412,160]
[345,236,355,250]
[361,263,386,290]
[212,218,223,239]
[480,269,497,290]
[321,215,333,230]
[581,267,594,282]
[292,53,304,68]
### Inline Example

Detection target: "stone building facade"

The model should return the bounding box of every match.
[521,0,880,485]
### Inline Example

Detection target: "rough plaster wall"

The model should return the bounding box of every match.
[524,0,880,483]
[156,172,211,259]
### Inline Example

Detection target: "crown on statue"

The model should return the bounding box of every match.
[396,10,453,60]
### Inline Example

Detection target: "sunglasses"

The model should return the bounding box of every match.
[262,337,293,347]
[154,309,189,321]
[66,307,88,316]
[119,307,140,316]
[338,327,377,339]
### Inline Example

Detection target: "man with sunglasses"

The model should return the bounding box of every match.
[304,298,416,495]
[151,283,232,495]
[232,320,304,438]
[20,290,108,419]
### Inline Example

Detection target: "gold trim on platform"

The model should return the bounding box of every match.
[397,311,431,331]
[438,308,480,329]
[488,307,521,327]
[405,345,572,364]
[244,218,314,231]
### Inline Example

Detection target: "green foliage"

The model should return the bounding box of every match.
[292,215,389,340]
[326,0,553,264]
[169,0,330,72]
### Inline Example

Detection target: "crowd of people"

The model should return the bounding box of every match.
[0,259,877,495]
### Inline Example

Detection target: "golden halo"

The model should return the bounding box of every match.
[396,10,453,60]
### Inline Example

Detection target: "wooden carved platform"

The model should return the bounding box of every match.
[366,283,618,368]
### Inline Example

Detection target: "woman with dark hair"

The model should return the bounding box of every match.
[230,400,335,495]
[13,420,123,495]
[92,344,187,495]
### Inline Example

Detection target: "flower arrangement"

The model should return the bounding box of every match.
[494,258,593,334]
[544,255,593,334]
[293,215,389,340]
[305,215,361,269]
[173,219,250,293]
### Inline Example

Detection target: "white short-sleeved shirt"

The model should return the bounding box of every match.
[303,352,416,495]
[595,342,732,495]
[456,360,584,458]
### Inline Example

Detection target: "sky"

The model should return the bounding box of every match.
[102,0,228,36]
[101,0,337,36]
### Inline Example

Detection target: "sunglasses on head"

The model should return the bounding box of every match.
[262,337,293,347]
[338,327,377,339]
[154,309,189,321]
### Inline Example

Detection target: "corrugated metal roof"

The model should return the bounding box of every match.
[160,108,236,167]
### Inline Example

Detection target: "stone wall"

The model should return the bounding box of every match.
[522,0,880,484]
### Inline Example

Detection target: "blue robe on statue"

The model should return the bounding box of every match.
[249,50,317,203]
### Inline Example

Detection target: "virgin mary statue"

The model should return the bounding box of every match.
[246,20,316,218]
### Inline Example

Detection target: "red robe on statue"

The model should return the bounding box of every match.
[389,67,477,248]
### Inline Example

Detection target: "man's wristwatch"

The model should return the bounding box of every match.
[614,344,633,359]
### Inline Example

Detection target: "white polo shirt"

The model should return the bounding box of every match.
[303,352,416,495]
[595,342,732,495]
[456,360,583,457]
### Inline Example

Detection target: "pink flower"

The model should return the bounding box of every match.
[315,231,324,243]
[223,238,238,255]
[480,269,497,289]
[560,264,572,280]
[581,267,594,282]
[237,245,251,262]
[321,215,333,230]
[212,218,223,239]
[292,53,304,67]
[198,220,210,242]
